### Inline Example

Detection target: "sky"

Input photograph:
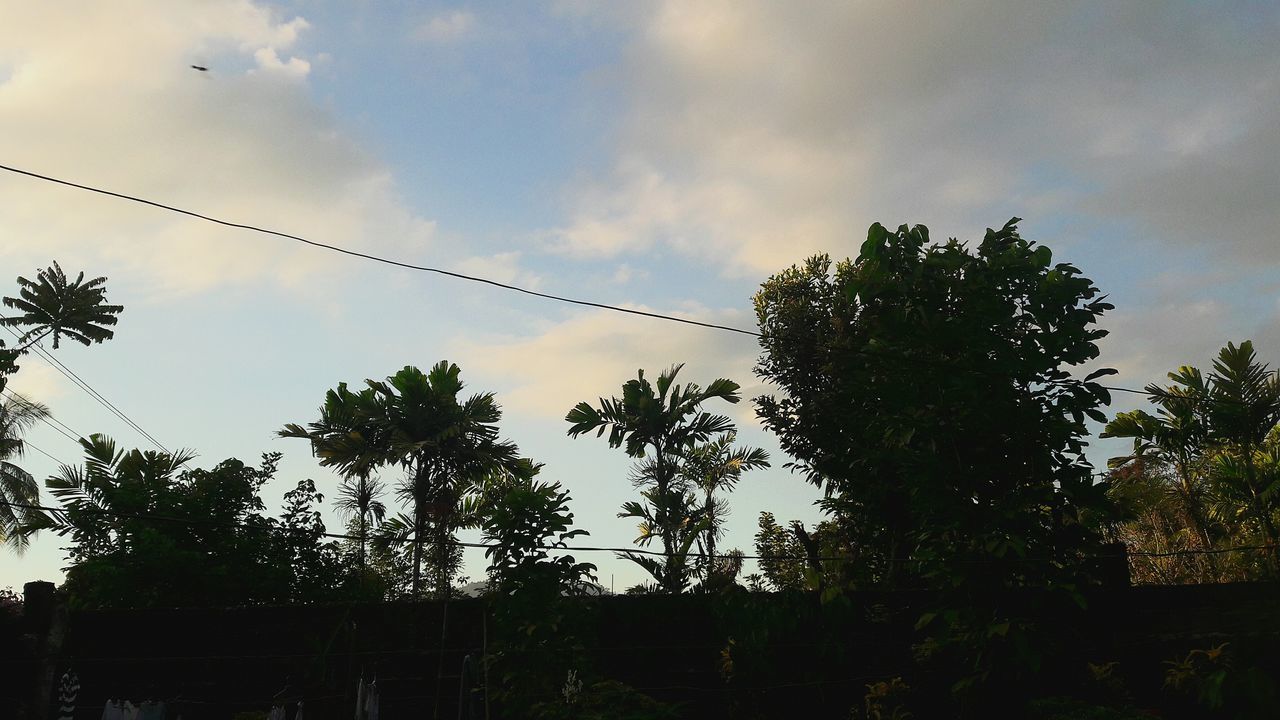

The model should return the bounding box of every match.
[3,1,1280,592]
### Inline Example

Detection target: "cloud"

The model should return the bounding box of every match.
[451,251,543,290]
[0,0,435,299]
[252,47,310,78]
[456,305,761,425]
[414,10,475,43]
[550,2,1280,275]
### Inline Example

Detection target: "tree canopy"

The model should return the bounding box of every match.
[754,219,1116,589]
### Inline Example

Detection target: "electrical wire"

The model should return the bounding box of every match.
[15,437,66,465]
[0,320,169,453]
[0,163,755,338]
[1,388,82,444]
[6,501,1274,563]
[2,162,1268,411]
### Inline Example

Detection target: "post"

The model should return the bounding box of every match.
[17,581,66,720]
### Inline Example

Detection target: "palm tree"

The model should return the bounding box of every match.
[679,432,770,580]
[334,474,387,575]
[33,434,197,554]
[283,362,520,598]
[566,364,743,593]
[1102,366,1216,551]
[0,395,52,552]
[1105,341,1280,575]
[1,262,123,350]
[1202,342,1280,566]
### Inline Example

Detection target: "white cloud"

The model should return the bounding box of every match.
[456,305,760,424]
[451,251,542,290]
[414,10,475,43]
[252,47,310,78]
[5,361,68,405]
[0,0,435,300]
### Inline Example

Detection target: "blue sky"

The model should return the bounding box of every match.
[3,1,1280,591]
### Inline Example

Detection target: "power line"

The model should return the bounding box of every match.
[1,389,82,444]
[0,163,1264,411]
[0,320,169,453]
[16,438,67,466]
[7,501,1274,563]
[0,163,757,338]
[28,341,169,453]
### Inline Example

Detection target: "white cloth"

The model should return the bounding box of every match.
[101,701,125,720]
[364,680,379,720]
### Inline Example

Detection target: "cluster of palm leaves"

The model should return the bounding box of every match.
[0,395,53,551]
[567,364,769,593]
[1103,341,1280,582]
[0,263,124,549]
[281,361,526,598]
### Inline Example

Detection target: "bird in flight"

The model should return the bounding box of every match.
[190,65,208,72]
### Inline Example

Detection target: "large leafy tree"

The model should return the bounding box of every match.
[0,395,51,551]
[282,362,521,598]
[566,364,744,593]
[754,219,1115,589]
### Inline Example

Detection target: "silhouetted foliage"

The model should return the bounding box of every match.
[281,361,521,598]
[24,436,359,607]
[0,263,122,548]
[1104,340,1280,580]
[754,219,1117,702]
[0,396,51,551]
[754,219,1115,588]
[567,364,749,593]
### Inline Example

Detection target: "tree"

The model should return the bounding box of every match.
[0,263,122,551]
[282,362,521,598]
[753,512,842,592]
[1101,368,1216,552]
[753,219,1115,589]
[333,474,387,576]
[566,364,744,593]
[25,435,358,607]
[0,395,51,551]
[679,432,769,585]
[1,261,123,351]
[1104,341,1280,577]
[482,477,597,715]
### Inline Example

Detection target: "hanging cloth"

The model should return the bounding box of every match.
[122,701,139,720]
[363,679,379,720]
[57,670,79,720]
[294,700,304,720]
[267,705,286,720]
[136,701,166,720]
[101,700,124,720]
[354,677,366,720]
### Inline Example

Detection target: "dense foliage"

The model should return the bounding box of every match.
[754,219,1116,590]
[567,364,764,593]
[26,436,363,607]
[1103,341,1280,582]
[281,361,521,598]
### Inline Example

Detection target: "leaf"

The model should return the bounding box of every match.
[1031,245,1052,269]
[1083,367,1118,382]
[914,612,937,631]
